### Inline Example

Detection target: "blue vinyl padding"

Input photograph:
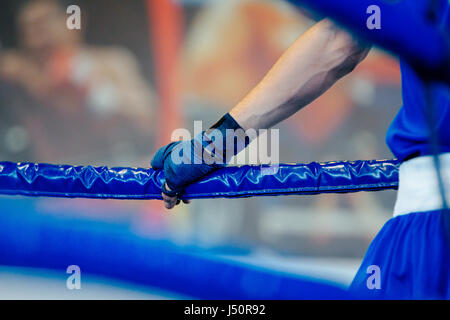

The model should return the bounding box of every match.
[0,160,400,200]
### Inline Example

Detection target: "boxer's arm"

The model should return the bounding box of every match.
[155,19,371,209]
[230,19,370,131]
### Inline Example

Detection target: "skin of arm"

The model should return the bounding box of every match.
[229,19,371,131]
[162,19,371,209]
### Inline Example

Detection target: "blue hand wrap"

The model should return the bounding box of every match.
[151,113,249,196]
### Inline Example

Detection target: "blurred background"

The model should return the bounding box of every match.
[0,0,401,299]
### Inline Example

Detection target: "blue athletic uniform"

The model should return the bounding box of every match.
[349,2,450,299]
[386,61,450,163]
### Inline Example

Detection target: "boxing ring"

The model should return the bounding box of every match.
[0,0,447,299]
[0,160,399,299]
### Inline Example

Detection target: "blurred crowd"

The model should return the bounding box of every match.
[0,0,402,258]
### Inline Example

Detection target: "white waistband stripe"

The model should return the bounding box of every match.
[394,153,450,216]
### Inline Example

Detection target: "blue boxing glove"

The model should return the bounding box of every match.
[151,113,250,198]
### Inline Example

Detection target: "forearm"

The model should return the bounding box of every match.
[229,19,370,131]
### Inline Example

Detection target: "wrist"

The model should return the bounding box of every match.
[203,113,251,164]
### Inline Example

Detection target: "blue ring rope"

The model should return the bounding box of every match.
[0,160,400,200]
